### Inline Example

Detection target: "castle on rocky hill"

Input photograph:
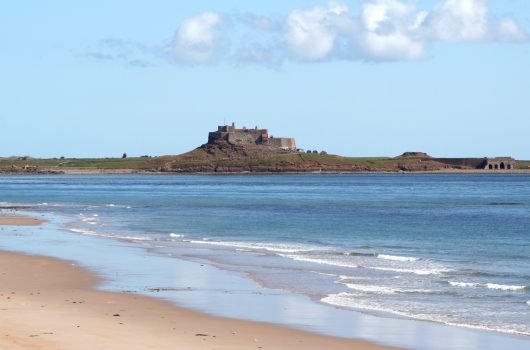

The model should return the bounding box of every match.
[208,123,296,151]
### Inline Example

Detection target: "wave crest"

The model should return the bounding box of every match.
[450,281,528,291]
[377,254,425,262]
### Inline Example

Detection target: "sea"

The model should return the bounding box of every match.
[1,174,529,350]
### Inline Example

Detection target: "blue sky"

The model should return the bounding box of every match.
[1,0,529,159]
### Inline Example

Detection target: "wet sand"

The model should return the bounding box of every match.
[0,215,402,350]
[0,213,47,226]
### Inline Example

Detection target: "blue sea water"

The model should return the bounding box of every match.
[1,174,529,346]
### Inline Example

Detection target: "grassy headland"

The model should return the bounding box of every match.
[1,143,527,174]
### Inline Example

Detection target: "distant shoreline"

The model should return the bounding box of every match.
[2,168,530,175]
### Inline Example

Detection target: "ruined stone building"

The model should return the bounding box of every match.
[208,123,296,150]
[482,157,516,170]
[397,153,517,170]
[417,156,516,170]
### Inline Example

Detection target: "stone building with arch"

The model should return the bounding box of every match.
[483,157,516,170]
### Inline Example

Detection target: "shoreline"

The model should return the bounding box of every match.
[0,215,401,350]
[1,169,530,176]
[2,210,529,350]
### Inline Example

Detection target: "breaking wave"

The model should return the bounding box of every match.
[449,282,528,291]
[366,266,451,275]
[377,254,426,262]
[69,228,154,241]
[169,233,187,238]
[278,254,360,268]
[189,240,322,253]
[341,284,434,295]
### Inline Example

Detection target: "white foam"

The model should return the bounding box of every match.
[81,216,99,225]
[342,284,433,294]
[169,233,187,238]
[69,228,153,241]
[366,266,450,275]
[190,241,320,253]
[343,284,398,294]
[70,228,98,236]
[279,254,359,268]
[117,236,153,241]
[321,293,530,336]
[169,233,188,238]
[450,281,528,291]
[486,283,527,291]
[377,254,424,262]
[450,281,480,288]
[336,275,364,281]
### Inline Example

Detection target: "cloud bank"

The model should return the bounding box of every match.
[88,0,528,67]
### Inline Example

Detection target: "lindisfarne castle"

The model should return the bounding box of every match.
[208,123,296,151]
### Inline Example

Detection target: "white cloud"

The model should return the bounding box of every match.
[359,31,427,60]
[498,17,528,42]
[164,12,226,64]
[156,1,529,66]
[427,0,491,41]
[354,0,428,61]
[284,1,349,61]
[360,0,416,32]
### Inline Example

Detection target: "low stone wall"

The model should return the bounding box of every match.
[425,158,487,168]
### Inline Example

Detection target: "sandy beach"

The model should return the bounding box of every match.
[0,215,402,350]
[0,213,47,226]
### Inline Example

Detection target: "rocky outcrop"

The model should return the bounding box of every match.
[395,152,432,159]
[201,140,295,160]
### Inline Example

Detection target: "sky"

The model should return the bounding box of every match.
[1,0,529,159]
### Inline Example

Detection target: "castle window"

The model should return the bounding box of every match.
[500,162,505,169]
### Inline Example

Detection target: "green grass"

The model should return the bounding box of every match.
[0,158,64,167]
[0,157,148,169]
[4,152,521,171]
[58,158,148,168]
[167,154,418,170]
[516,161,530,169]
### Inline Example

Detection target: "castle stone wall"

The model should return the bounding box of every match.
[208,123,295,150]
[268,138,296,150]
[228,130,264,143]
